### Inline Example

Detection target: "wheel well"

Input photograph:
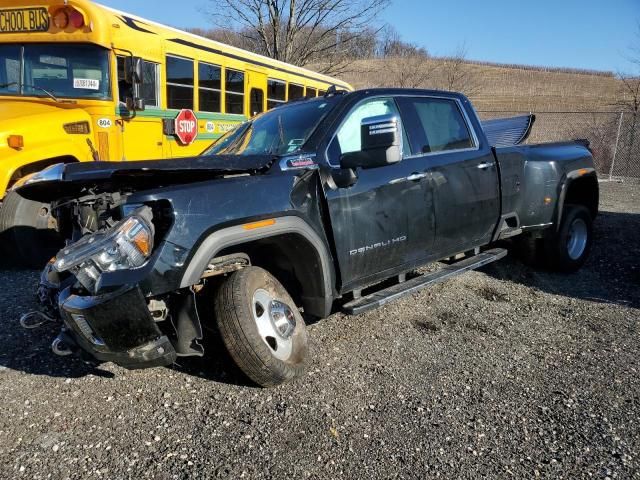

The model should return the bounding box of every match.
[565,176,598,218]
[216,233,329,318]
[8,156,78,189]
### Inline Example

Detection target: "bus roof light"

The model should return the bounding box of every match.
[69,9,85,29]
[53,9,69,29]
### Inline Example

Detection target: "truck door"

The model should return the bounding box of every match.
[323,96,436,291]
[396,96,500,254]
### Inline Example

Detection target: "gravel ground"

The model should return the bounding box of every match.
[0,181,638,480]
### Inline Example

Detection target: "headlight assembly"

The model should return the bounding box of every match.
[54,206,155,293]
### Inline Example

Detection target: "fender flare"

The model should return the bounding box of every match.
[180,216,335,317]
[555,168,597,230]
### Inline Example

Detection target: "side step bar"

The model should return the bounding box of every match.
[342,248,507,315]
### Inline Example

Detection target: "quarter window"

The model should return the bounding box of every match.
[225,68,244,114]
[397,97,474,154]
[267,79,286,110]
[198,62,221,113]
[166,56,194,109]
[288,83,304,101]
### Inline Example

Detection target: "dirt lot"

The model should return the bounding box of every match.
[0,182,638,479]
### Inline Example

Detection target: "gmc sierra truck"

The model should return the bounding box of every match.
[17,88,598,387]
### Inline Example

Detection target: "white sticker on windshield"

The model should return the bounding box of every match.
[73,78,100,90]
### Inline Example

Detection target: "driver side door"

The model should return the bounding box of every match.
[322,96,436,292]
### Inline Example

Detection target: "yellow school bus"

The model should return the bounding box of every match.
[0,0,352,264]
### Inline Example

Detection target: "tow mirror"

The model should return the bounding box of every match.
[340,114,402,169]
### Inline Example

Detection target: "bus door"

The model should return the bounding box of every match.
[247,70,267,117]
[116,56,164,161]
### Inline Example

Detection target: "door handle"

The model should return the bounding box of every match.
[406,172,428,181]
[477,162,495,170]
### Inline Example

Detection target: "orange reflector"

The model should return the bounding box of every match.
[243,219,276,230]
[578,168,589,176]
[53,9,69,29]
[7,135,24,149]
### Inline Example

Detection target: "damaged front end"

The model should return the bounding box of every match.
[36,201,204,370]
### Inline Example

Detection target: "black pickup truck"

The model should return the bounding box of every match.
[17,88,598,387]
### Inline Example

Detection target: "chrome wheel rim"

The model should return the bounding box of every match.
[252,289,297,361]
[566,218,588,260]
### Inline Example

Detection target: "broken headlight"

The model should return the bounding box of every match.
[53,207,155,293]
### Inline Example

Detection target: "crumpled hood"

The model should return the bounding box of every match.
[16,154,277,203]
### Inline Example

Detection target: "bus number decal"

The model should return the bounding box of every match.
[73,78,100,90]
[97,118,112,129]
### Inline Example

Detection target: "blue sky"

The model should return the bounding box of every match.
[98,0,638,73]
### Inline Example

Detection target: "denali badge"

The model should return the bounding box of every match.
[350,236,407,256]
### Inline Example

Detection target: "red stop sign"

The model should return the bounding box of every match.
[174,109,198,145]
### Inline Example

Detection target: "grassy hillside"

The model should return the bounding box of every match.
[338,58,622,112]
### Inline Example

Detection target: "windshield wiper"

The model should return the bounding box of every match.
[0,82,76,104]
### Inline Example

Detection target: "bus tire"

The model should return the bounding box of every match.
[0,190,64,269]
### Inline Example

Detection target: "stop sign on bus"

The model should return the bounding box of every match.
[174,109,198,145]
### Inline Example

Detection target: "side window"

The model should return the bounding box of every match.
[288,83,304,101]
[306,87,318,98]
[335,97,402,156]
[267,79,286,110]
[166,56,194,109]
[225,69,244,114]
[198,62,221,113]
[318,89,327,97]
[140,61,159,107]
[398,97,474,154]
[117,57,158,107]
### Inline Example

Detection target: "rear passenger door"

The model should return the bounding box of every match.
[396,96,500,255]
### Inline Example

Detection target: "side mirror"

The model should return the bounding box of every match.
[126,97,145,111]
[125,57,144,85]
[341,114,402,169]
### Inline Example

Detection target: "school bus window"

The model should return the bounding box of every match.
[225,68,244,115]
[118,57,159,107]
[140,61,159,107]
[198,62,221,113]
[318,89,327,97]
[288,83,304,101]
[267,79,285,110]
[306,87,318,98]
[166,55,194,109]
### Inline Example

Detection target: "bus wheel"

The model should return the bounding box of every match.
[0,190,64,269]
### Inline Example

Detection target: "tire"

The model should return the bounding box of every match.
[214,266,309,387]
[0,190,64,269]
[513,234,543,267]
[543,204,593,273]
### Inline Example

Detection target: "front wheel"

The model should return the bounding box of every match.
[214,266,309,387]
[0,190,64,269]
[543,204,593,273]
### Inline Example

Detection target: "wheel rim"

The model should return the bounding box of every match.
[252,289,297,361]
[566,218,588,260]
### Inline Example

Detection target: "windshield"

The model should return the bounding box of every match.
[0,44,111,100]
[204,98,338,156]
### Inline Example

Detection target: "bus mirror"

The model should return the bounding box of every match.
[126,97,145,112]
[125,57,144,85]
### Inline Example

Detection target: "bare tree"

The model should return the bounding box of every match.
[206,0,390,73]
[438,43,480,96]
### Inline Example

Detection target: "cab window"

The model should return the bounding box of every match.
[336,97,401,155]
[397,97,474,154]
[166,55,194,109]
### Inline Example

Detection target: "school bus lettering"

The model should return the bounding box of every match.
[0,8,49,34]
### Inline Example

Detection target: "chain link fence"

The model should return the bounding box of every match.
[478,111,640,181]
